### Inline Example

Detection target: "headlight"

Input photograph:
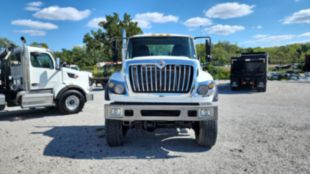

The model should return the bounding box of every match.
[114,84,125,94]
[197,85,209,95]
[197,81,215,96]
[108,80,126,95]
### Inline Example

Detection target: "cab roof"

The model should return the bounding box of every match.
[27,46,50,52]
[130,33,193,39]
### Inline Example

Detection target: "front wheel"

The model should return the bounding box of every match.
[104,84,110,101]
[105,119,124,146]
[194,120,218,148]
[257,86,266,92]
[231,86,238,91]
[57,90,85,114]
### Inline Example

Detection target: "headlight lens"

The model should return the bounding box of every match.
[108,80,126,95]
[114,84,125,94]
[197,85,209,95]
[197,81,215,96]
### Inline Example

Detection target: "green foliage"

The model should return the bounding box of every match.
[93,64,122,77]
[0,37,15,48]
[206,65,230,80]
[54,13,142,70]
[196,41,310,66]
[53,46,94,69]
[83,13,142,62]
[196,41,241,65]
[30,42,48,48]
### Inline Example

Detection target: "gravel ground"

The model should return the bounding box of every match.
[0,81,310,174]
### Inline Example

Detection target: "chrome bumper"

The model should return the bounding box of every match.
[104,103,218,121]
[86,93,94,101]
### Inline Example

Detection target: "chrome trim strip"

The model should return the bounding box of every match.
[177,65,181,91]
[182,65,186,91]
[145,65,149,91]
[186,66,191,91]
[164,66,167,91]
[159,66,162,91]
[135,66,140,91]
[130,66,136,91]
[169,65,172,91]
[173,65,176,90]
[155,66,158,91]
[140,65,144,91]
[150,65,153,91]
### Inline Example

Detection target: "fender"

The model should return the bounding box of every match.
[56,85,86,100]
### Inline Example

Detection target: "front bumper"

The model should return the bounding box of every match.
[104,103,218,121]
[86,93,94,101]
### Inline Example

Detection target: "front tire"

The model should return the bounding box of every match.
[105,119,124,146]
[231,86,238,91]
[104,84,110,101]
[257,86,266,92]
[194,120,218,148]
[57,90,85,114]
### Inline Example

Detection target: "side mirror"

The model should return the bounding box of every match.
[205,39,212,62]
[55,58,61,70]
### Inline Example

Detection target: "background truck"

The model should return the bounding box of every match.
[0,37,93,114]
[104,32,218,148]
[91,62,122,88]
[230,52,268,92]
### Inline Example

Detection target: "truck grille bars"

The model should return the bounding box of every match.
[129,64,194,93]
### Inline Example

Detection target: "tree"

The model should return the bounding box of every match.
[30,42,48,48]
[0,38,15,48]
[83,13,142,63]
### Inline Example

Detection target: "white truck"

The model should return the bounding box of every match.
[104,33,218,147]
[0,37,93,114]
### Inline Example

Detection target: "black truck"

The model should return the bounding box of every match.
[230,52,268,92]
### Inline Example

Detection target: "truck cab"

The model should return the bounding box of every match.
[104,33,218,147]
[0,39,93,114]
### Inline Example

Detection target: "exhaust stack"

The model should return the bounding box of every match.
[121,29,126,62]
[20,36,30,91]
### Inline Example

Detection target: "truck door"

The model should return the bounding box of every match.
[29,52,60,90]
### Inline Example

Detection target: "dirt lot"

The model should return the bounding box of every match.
[0,81,309,174]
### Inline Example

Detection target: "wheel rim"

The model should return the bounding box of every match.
[65,95,80,111]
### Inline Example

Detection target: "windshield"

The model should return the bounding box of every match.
[127,36,196,59]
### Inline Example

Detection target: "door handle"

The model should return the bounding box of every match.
[31,83,39,87]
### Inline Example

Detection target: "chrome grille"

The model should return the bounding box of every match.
[129,64,194,93]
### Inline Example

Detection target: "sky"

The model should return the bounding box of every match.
[0,0,310,51]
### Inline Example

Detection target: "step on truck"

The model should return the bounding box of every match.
[230,52,268,92]
[0,37,93,114]
[104,32,218,147]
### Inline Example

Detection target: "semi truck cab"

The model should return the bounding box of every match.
[104,33,218,147]
[0,38,93,114]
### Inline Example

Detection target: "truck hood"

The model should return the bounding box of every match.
[62,67,91,77]
[124,56,200,68]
